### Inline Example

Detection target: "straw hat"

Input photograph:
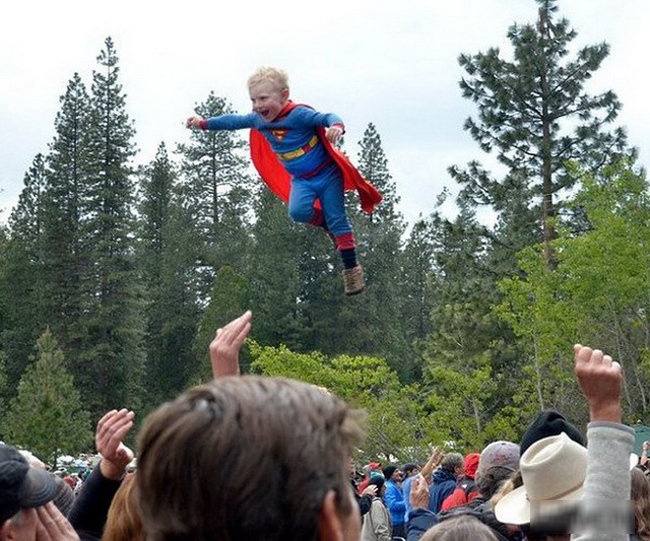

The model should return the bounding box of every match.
[494,432,587,525]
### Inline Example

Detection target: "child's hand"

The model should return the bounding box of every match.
[325,125,343,144]
[186,115,205,129]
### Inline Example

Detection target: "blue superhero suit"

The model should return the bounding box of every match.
[200,102,380,251]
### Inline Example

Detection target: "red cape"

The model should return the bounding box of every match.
[249,103,382,213]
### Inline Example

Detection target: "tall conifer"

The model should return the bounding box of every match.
[79,37,145,416]
[451,0,632,266]
[5,329,92,468]
[177,92,251,276]
[138,143,201,404]
[1,155,49,391]
[42,74,92,357]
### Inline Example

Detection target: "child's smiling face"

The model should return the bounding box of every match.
[249,81,289,122]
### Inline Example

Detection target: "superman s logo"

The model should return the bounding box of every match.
[271,129,289,141]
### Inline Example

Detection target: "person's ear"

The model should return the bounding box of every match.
[281,88,290,102]
[318,490,344,541]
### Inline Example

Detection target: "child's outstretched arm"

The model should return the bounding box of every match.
[185,112,257,131]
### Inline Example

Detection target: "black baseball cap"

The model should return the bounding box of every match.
[0,444,58,524]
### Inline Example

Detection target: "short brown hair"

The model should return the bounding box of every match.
[136,376,364,540]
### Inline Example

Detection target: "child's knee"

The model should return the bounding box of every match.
[288,205,314,224]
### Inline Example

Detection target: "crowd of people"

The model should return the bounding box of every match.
[0,311,645,540]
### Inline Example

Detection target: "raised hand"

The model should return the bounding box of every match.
[410,475,430,510]
[96,408,135,480]
[361,484,378,497]
[574,344,622,423]
[209,311,253,378]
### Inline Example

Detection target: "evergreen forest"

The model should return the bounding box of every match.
[1,0,648,463]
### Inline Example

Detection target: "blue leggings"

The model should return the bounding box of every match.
[288,164,352,237]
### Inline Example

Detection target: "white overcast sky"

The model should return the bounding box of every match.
[1,0,648,226]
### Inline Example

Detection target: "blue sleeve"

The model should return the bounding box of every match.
[385,485,406,514]
[289,106,343,129]
[206,113,257,131]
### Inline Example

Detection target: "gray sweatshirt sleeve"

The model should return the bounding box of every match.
[571,421,634,541]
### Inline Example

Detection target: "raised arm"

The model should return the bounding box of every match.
[209,311,252,378]
[68,408,135,537]
[571,344,634,541]
[420,446,444,481]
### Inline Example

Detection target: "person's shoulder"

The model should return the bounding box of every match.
[289,104,318,116]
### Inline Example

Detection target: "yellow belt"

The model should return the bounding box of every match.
[276,135,319,161]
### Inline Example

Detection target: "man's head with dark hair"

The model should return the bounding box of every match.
[382,465,397,480]
[137,376,364,541]
[402,463,419,478]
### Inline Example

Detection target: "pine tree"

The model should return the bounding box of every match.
[399,217,436,379]
[246,190,308,349]
[177,92,251,277]
[9,154,48,253]
[1,155,49,392]
[41,73,92,356]
[336,124,408,378]
[79,37,145,416]
[5,329,92,468]
[138,143,201,405]
[0,350,7,438]
[451,0,632,266]
[194,265,251,380]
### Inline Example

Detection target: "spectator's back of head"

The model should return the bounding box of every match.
[137,376,364,541]
[476,441,519,478]
[441,452,464,473]
[420,514,499,540]
[520,410,584,455]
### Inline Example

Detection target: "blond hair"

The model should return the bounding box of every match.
[247,66,289,92]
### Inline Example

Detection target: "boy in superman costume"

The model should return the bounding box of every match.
[186,67,381,295]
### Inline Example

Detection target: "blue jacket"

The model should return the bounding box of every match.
[402,475,415,523]
[383,479,406,526]
[427,469,457,514]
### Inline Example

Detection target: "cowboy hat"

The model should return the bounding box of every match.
[494,432,587,525]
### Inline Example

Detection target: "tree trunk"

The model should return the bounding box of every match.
[538,7,556,270]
